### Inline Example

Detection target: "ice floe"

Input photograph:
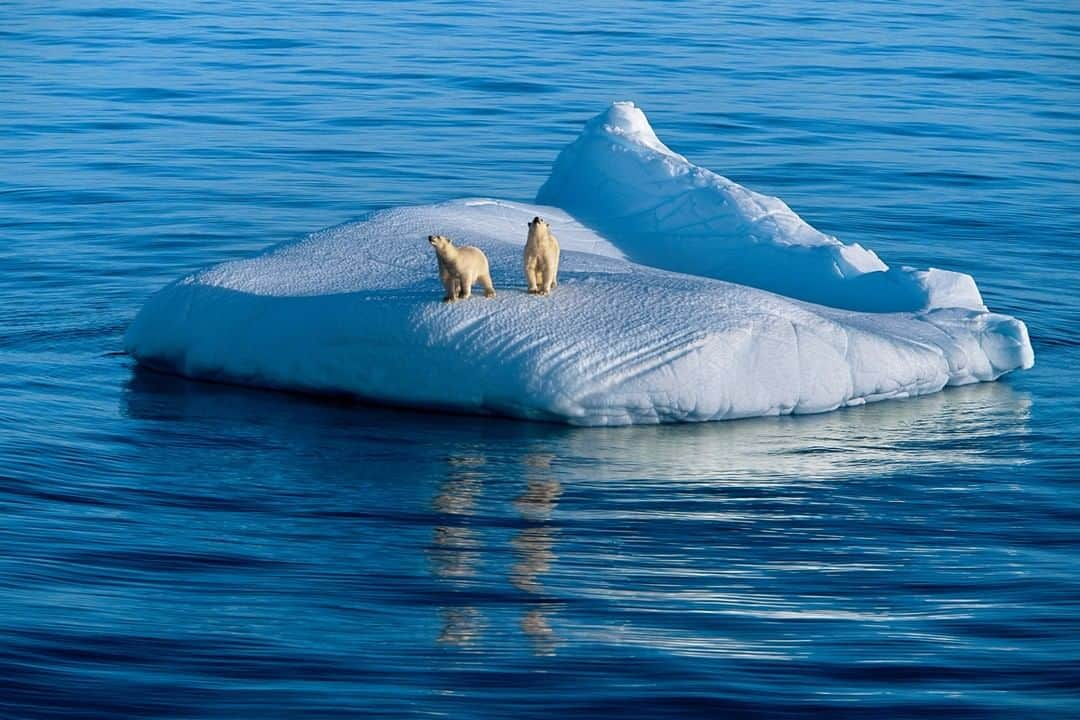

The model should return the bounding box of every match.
[125,104,1033,425]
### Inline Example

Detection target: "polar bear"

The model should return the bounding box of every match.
[428,235,496,302]
[524,216,560,295]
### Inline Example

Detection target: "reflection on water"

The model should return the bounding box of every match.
[430,525,480,581]
[429,450,563,655]
[10,348,1062,718]
[430,454,485,646]
[511,499,558,592]
[110,367,1058,674]
[122,365,1032,485]
[438,607,484,647]
[512,454,561,656]
[560,381,1033,484]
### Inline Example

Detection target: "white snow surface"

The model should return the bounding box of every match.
[538,102,985,313]
[125,104,1034,426]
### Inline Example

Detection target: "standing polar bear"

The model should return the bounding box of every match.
[523,216,560,295]
[428,234,496,302]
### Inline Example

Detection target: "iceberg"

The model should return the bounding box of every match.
[125,104,1033,426]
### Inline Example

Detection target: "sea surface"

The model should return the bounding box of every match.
[2,1,1079,717]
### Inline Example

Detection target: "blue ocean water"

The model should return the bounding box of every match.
[2,1,1079,717]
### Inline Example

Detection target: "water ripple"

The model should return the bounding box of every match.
[2,0,1078,717]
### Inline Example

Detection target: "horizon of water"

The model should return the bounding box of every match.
[2,1,1079,718]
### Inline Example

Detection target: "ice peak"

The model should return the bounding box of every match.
[539,102,987,313]
[588,101,677,157]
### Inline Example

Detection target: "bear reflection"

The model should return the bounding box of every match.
[429,451,561,655]
[512,453,561,655]
[430,455,484,647]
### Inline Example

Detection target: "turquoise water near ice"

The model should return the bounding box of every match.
[2,1,1079,717]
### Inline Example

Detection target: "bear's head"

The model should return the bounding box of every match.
[527,217,550,240]
[428,234,453,251]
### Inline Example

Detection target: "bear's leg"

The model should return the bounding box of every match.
[481,273,496,298]
[539,263,554,295]
[547,252,560,292]
[441,272,457,302]
[460,272,475,299]
[525,260,539,294]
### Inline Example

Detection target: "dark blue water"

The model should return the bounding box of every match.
[3,1,1079,717]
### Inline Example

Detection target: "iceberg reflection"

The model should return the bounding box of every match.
[122,365,1031,485]
[119,367,1033,664]
[560,381,1032,483]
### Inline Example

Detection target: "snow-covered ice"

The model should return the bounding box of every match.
[539,102,986,314]
[125,103,1034,426]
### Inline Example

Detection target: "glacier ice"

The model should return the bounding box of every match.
[125,104,1034,426]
